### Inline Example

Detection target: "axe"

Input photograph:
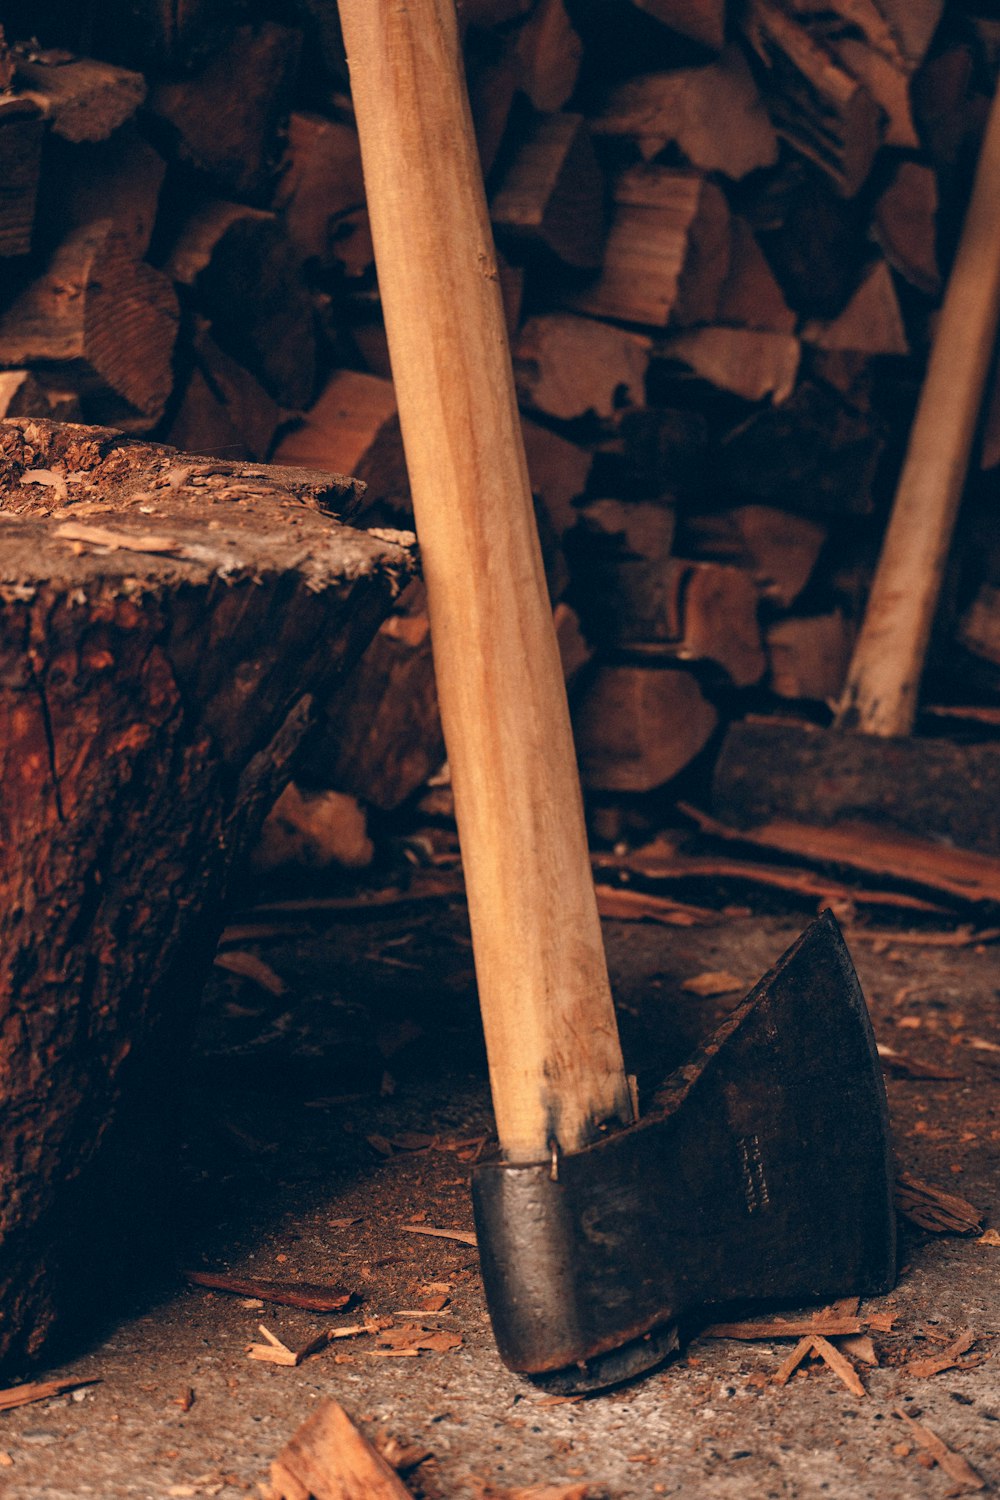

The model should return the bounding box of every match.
[337,0,896,1392]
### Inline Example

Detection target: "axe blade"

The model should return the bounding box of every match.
[472,911,896,1392]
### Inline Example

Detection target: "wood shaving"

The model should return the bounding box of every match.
[892,1408,986,1492]
[401,1224,477,1246]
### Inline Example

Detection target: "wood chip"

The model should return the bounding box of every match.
[893,1408,987,1492]
[213,950,288,995]
[866,1310,899,1331]
[894,1172,985,1235]
[401,1224,477,1246]
[246,1324,343,1368]
[839,1334,879,1366]
[771,1336,814,1387]
[810,1335,867,1396]
[977,1228,1000,1246]
[55,520,182,553]
[264,1399,413,1499]
[0,1376,100,1413]
[905,1329,977,1379]
[681,969,745,996]
[376,1323,463,1354]
[184,1269,354,1312]
[702,1315,863,1340]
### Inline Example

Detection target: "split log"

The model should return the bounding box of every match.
[273,110,369,275]
[300,581,444,811]
[0,371,82,422]
[464,24,522,177]
[15,53,146,143]
[876,1,943,67]
[957,584,1000,666]
[658,328,800,404]
[513,313,652,420]
[741,0,883,197]
[273,369,410,522]
[149,23,301,200]
[627,0,726,51]
[682,504,828,607]
[162,199,317,409]
[746,160,871,316]
[565,165,730,327]
[513,0,583,113]
[766,610,854,700]
[592,47,779,178]
[490,112,605,270]
[715,217,796,333]
[167,322,283,461]
[0,222,179,429]
[521,416,592,538]
[610,406,710,499]
[37,123,167,259]
[872,161,941,296]
[802,261,908,355]
[0,96,45,258]
[0,416,415,1373]
[574,663,719,791]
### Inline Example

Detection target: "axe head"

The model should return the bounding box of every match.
[472,912,896,1393]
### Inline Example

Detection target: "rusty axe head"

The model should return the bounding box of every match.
[472,912,896,1393]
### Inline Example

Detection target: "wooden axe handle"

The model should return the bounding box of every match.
[837,88,1000,738]
[337,0,633,1162]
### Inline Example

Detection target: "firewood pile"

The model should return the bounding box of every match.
[3,0,1000,840]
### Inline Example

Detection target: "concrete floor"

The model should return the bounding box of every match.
[2,899,998,1499]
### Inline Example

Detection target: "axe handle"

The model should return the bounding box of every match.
[836,86,1000,737]
[337,0,633,1162]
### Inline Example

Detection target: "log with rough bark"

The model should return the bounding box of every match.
[0,417,415,1373]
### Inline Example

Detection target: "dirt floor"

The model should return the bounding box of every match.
[3,886,999,1499]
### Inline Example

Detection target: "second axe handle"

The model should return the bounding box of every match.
[337,0,634,1163]
[836,86,1000,738]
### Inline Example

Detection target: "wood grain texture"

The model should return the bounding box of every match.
[338,0,632,1161]
[837,86,1000,736]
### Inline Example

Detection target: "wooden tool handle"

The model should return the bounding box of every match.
[836,88,1000,738]
[337,0,633,1162]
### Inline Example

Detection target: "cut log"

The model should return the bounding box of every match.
[0,370,82,422]
[301,581,444,811]
[149,23,301,200]
[574,663,719,791]
[37,123,167,258]
[825,35,917,149]
[627,0,726,51]
[264,1401,412,1500]
[513,313,652,420]
[658,328,800,404]
[513,0,583,113]
[565,165,731,327]
[464,25,522,177]
[747,159,871,316]
[0,96,45,258]
[490,112,605,269]
[15,53,146,143]
[273,110,369,275]
[273,370,410,522]
[521,416,592,537]
[766,609,854,700]
[612,405,711,497]
[741,0,883,197]
[0,417,415,1373]
[162,199,317,409]
[682,504,828,607]
[872,160,941,296]
[957,584,1000,666]
[802,260,908,355]
[591,47,779,178]
[0,221,179,429]
[715,217,796,333]
[875,1,943,67]
[168,322,283,461]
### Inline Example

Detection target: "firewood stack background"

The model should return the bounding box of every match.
[3,0,1000,850]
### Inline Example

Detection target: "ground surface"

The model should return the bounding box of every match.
[2,891,998,1499]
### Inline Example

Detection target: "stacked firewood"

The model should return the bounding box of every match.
[2,0,1000,843]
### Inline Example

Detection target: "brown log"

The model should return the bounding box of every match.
[273,370,410,522]
[870,1,943,67]
[716,217,796,333]
[264,1402,412,1500]
[460,0,533,24]
[682,504,828,607]
[464,24,522,176]
[521,416,592,537]
[872,161,941,296]
[957,584,1000,666]
[659,327,800,404]
[162,199,317,409]
[741,0,883,197]
[167,323,282,461]
[591,47,778,177]
[627,0,726,51]
[0,222,179,429]
[490,112,605,269]
[574,663,719,791]
[0,370,82,422]
[38,123,166,258]
[513,0,583,113]
[0,416,414,1373]
[15,53,145,143]
[513,312,652,420]
[301,581,444,811]
[273,109,370,275]
[766,610,854,700]
[565,165,731,327]
[0,24,12,90]
[149,23,301,199]
[802,260,908,355]
[0,96,45,258]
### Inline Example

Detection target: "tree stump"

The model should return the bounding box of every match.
[0,418,415,1372]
